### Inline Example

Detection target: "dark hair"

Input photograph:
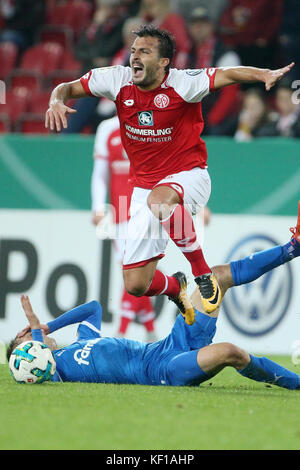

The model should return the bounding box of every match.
[6,336,19,362]
[133,24,176,72]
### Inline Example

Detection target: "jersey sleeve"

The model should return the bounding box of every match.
[91,120,110,212]
[167,67,218,103]
[80,65,132,101]
[76,303,102,341]
[47,301,102,341]
[31,329,44,342]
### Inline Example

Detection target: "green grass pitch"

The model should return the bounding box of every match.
[1,356,300,450]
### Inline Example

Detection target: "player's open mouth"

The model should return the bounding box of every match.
[132,64,144,79]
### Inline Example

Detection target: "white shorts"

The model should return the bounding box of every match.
[122,167,211,269]
[113,221,127,264]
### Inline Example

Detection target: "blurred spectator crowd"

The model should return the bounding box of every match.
[0,0,299,138]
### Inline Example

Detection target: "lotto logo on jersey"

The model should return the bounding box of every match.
[81,70,92,81]
[138,111,153,126]
[124,99,134,107]
[154,94,169,109]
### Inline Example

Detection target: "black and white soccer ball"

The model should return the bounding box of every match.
[9,340,56,384]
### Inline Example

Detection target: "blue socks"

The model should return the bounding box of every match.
[238,355,300,390]
[230,240,299,286]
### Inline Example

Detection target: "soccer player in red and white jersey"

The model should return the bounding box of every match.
[45,25,294,322]
[91,115,157,341]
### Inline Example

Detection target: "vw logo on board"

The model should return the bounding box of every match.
[222,235,293,337]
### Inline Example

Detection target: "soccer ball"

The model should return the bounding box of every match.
[9,340,56,384]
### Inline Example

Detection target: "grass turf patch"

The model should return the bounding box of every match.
[1,356,300,450]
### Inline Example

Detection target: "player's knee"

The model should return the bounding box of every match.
[123,275,147,297]
[221,343,248,368]
[125,285,146,297]
[147,193,171,220]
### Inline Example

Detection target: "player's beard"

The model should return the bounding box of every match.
[133,63,161,89]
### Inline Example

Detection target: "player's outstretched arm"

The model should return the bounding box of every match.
[45,79,88,132]
[213,62,295,91]
[46,300,102,334]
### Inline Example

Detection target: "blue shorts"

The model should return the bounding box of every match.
[144,310,217,386]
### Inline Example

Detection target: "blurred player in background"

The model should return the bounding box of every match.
[45,25,294,320]
[9,203,300,388]
[91,114,157,341]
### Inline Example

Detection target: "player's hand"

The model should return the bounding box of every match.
[263,62,295,91]
[17,323,50,338]
[45,100,77,132]
[16,324,31,338]
[20,294,41,331]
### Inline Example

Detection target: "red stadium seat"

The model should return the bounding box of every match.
[69,0,93,34]
[8,42,64,93]
[46,2,67,25]
[63,49,82,72]
[48,70,80,88]
[20,42,64,77]
[46,1,70,26]
[39,24,74,49]
[81,125,93,134]
[46,0,93,35]
[29,91,51,113]
[0,42,18,80]
[0,87,30,127]
[16,113,48,134]
[0,114,11,133]
[8,70,42,95]
[47,49,81,88]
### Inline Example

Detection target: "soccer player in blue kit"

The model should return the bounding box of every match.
[8,205,300,389]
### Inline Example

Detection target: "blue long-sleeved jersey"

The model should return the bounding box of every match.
[33,301,217,386]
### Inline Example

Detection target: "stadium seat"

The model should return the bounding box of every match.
[0,87,31,128]
[46,1,71,26]
[28,90,51,114]
[63,49,82,72]
[81,125,94,134]
[0,42,18,80]
[69,0,93,35]
[46,0,93,35]
[16,113,48,134]
[8,70,42,95]
[39,24,74,49]
[20,42,64,77]
[8,42,64,94]
[48,70,80,89]
[0,114,11,133]
[47,49,81,88]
